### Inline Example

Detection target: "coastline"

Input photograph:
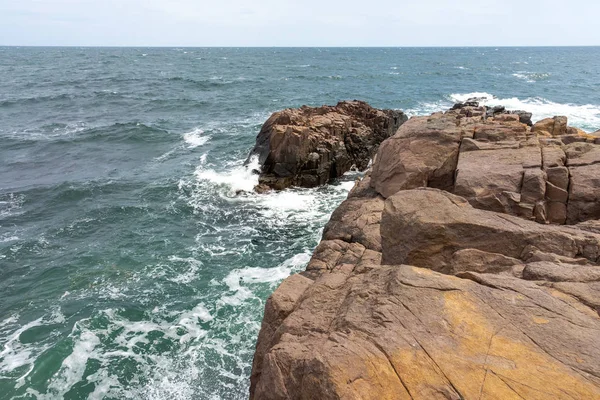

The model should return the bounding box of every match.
[248,101,600,399]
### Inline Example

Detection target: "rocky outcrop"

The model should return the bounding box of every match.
[370,103,600,225]
[250,104,600,399]
[247,101,407,190]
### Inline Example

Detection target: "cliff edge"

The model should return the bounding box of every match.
[249,101,600,399]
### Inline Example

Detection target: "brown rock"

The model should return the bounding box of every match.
[247,101,407,190]
[522,261,600,283]
[491,113,520,123]
[567,163,600,224]
[565,142,600,167]
[545,181,569,203]
[370,113,467,198]
[521,168,546,204]
[380,188,600,270]
[547,201,568,224]
[322,195,385,252]
[448,248,523,276]
[454,143,541,214]
[251,263,600,399]
[250,108,600,400]
[550,281,600,311]
[473,120,527,142]
[545,166,569,189]
[541,144,566,168]
[532,116,568,136]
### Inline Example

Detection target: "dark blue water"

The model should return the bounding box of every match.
[1,47,600,399]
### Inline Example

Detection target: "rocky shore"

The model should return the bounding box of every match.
[248,101,600,399]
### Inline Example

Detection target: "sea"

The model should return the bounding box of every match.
[1,47,600,399]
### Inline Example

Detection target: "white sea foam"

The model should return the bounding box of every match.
[27,300,214,399]
[167,256,203,284]
[0,317,44,372]
[0,308,66,379]
[47,330,101,396]
[512,72,551,83]
[258,190,319,220]
[405,92,600,132]
[448,92,600,130]
[0,314,19,328]
[448,92,496,103]
[220,251,311,307]
[0,235,19,243]
[194,155,260,196]
[0,193,25,219]
[512,73,534,83]
[183,128,210,148]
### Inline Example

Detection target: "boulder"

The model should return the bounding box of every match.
[247,101,407,190]
[250,264,600,400]
[381,188,600,270]
[532,116,568,137]
[370,112,469,198]
[510,110,533,126]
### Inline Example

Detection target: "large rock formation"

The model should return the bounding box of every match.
[250,103,600,399]
[371,103,600,225]
[247,101,407,190]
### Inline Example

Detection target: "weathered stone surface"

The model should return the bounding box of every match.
[541,144,566,168]
[545,166,569,189]
[568,163,600,224]
[547,201,568,224]
[522,261,600,282]
[250,107,600,400]
[454,139,541,214]
[370,112,467,198]
[381,188,600,270]
[510,110,533,126]
[251,264,600,400]
[322,195,384,252]
[532,116,568,136]
[247,101,406,190]
[447,248,523,276]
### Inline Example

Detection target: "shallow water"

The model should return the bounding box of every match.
[1,47,600,399]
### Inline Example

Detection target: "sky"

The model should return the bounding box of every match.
[1,0,599,47]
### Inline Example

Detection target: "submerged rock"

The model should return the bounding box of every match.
[246,101,407,190]
[250,105,600,399]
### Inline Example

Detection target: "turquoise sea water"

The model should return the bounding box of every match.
[1,47,600,399]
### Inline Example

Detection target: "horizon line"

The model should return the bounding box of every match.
[1,45,599,49]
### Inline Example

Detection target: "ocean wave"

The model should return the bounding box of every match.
[194,156,260,197]
[166,76,255,89]
[183,128,210,148]
[19,303,212,399]
[512,72,551,83]
[2,155,356,398]
[0,234,20,244]
[408,92,600,131]
[449,92,600,130]
[0,193,25,220]
[0,93,74,108]
[0,309,66,383]
[220,252,311,307]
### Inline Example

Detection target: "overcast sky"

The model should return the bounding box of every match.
[1,0,599,46]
